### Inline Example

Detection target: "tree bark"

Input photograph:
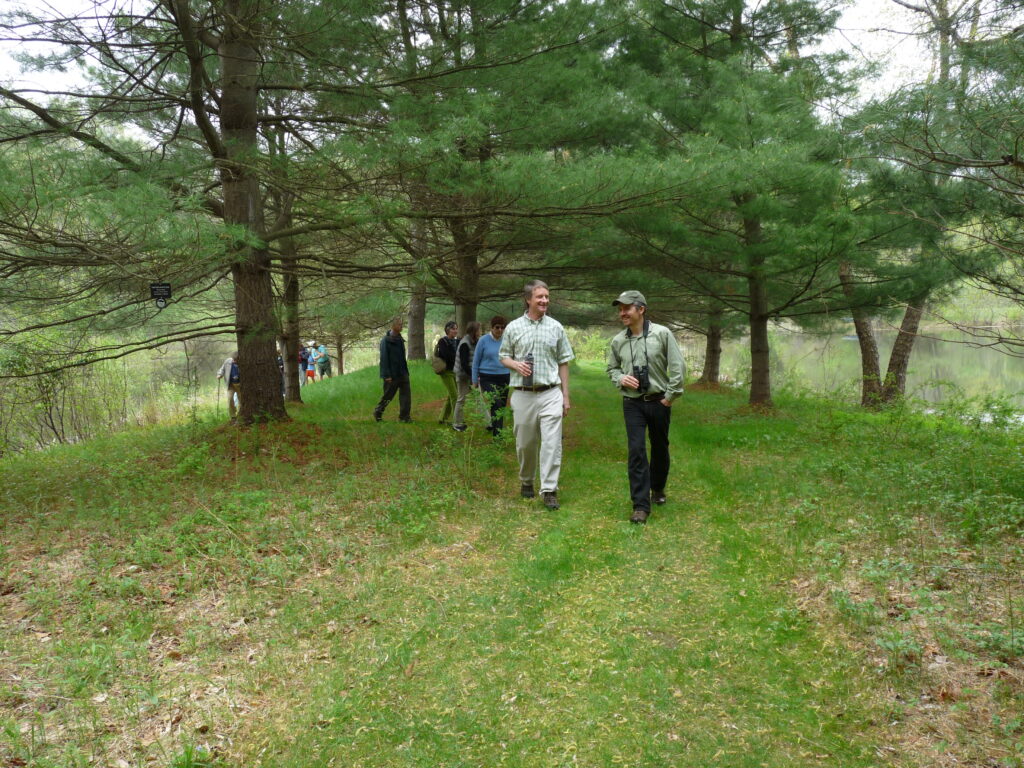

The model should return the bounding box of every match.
[334,334,345,375]
[456,303,476,331]
[220,0,286,423]
[698,316,722,386]
[450,216,482,329]
[742,211,772,407]
[748,285,772,407]
[838,261,883,407]
[281,244,303,403]
[881,295,928,403]
[407,279,427,360]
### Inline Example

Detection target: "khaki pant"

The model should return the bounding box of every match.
[510,387,564,493]
[226,382,241,419]
[453,375,473,427]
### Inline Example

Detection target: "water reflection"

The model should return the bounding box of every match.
[692,327,1024,406]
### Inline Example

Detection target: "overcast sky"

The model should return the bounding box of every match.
[0,0,932,103]
[828,0,931,99]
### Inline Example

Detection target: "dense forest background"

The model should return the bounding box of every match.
[3,0,1024,445]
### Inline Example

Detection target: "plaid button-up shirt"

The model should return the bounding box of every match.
[499,312,575,387]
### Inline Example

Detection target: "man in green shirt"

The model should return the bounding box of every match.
[606,291,685,523]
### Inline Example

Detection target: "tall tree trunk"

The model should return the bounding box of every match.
[838,261,883,407]
[451,217,481,329]
[698,316,723,386]
[334,334,345,375]
[396,0,431,358]
[742,210,772,407]
[881,295,928,403]
[407,279,427,360]
[728,1,744,51]
[748,283,772,407]
[281,244,302,403]
[220,0,286,423]
[456,302,476,330]
[454,249,479,328]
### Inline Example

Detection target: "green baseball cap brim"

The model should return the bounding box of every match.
[612,290,647,307]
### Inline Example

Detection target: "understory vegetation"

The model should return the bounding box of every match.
[2,363,1023,767]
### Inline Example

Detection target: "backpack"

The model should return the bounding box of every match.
[431,338,450,374]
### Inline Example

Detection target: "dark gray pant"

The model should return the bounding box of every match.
[623,397,671,511]
[479,372,510,432]
[375,377,411,421]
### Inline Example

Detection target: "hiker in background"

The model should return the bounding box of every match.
[452,321,481,432]
[373,316,412,423]
[606,290,685,524]
[298,345,309,386]
[316,341,332,379]
[216,352,241,420]
[472,315,509,436]
[500,281,574,510]
[305,341,318,384]
[434,321,459,425]
[308,340,321,381]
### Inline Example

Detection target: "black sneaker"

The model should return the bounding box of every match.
[630,508,650,524]
[542,491,560,510]
[399,418,413,423]
[452,424,467,432]
[652,490,667,505]
[373,412,382,422]
[520,484,535,499]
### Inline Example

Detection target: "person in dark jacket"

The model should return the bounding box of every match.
[373,316,412,422]
[452,320,481,432]
[435,320,459,425]
[297,346,309,387]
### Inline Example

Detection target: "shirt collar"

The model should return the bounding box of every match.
[626,319,650,339]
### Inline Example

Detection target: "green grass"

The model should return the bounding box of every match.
[2,361,1023,767]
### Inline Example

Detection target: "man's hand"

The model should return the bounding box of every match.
[660,398,672,408]
[511,360,532,377]
[620,374,640,390]
[562,392,571,415]
[384,377,392,384]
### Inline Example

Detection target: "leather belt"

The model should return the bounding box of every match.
[637,392,665,402]
[514,384,558,392]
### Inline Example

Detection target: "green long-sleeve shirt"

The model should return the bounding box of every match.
[606,320,685,402]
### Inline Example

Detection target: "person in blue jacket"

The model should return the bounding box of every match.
[472,315,510,435]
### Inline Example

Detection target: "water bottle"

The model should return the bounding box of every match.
[523,353,534,387]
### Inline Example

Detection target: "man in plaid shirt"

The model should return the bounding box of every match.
[500,280,575,510]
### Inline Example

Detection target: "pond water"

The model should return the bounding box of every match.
[688,326,1024,406]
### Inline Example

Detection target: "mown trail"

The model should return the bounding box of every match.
[244,363,883,767]
[2,362,928,767]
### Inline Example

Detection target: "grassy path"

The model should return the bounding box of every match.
[3,361,1021,767]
